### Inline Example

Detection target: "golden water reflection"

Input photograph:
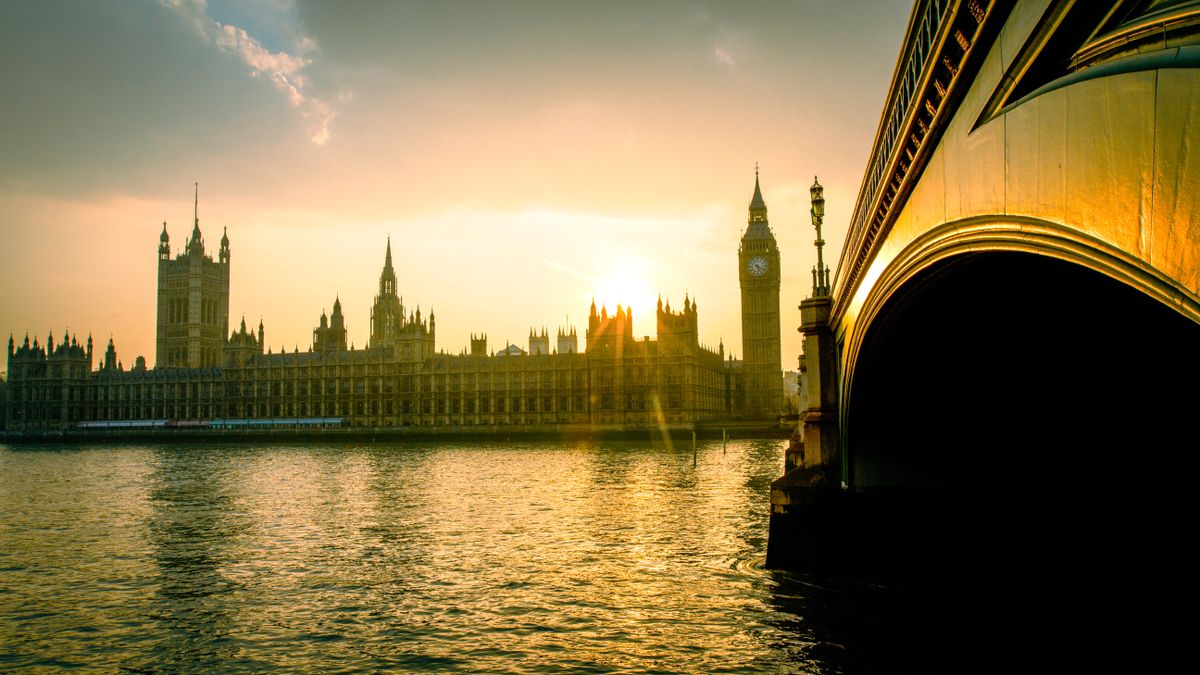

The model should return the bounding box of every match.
[0,440,932,671]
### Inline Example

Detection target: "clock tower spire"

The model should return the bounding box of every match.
[738,166,783,418]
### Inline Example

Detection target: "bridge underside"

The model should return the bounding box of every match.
[808,252,1198,661]
[849,251,1200,487]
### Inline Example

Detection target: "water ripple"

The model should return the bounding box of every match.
[1,440,931,671]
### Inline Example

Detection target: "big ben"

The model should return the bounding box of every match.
[739,168,783,418]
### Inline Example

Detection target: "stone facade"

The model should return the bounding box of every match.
[155,187,230,369]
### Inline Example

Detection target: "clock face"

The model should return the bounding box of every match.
[748,256,768,277]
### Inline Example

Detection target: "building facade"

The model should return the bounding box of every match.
[5,197,768,432]
[156,187,230,369]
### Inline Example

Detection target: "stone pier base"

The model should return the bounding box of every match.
[766,469,1019,579]
[765,466,845,571]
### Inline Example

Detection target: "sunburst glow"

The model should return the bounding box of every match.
[593,255,656,334]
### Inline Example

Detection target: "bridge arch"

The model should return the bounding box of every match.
[840,216,1200,489]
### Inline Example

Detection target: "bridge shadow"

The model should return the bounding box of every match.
[844,251,1199,665]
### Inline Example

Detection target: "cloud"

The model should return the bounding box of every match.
[161,0,337,145]
[713,46,736,69]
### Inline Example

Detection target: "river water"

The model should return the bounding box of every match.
[0,440,933,672]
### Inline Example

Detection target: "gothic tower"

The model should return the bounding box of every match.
[155,185,230,368]
[369,237,405,349]
[314,297,348,352]
[738,168,783,418]
[367,238,435,361]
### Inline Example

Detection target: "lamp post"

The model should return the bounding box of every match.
[809,176,829,296]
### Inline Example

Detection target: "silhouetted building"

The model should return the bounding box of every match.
[4,186,770,431]
[738,169,784,417]
[313,298,348,354]
[156,185,230,368]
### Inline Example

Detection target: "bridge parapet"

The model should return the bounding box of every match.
[839,0,1200,333]
[835,0,1009,310]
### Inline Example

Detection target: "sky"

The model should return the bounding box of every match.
[0,0,911,370]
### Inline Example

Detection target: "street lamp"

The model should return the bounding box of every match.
[809,176,829,296]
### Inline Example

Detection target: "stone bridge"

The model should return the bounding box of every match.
[767,0,1199,660]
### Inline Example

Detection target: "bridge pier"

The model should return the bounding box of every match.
[766,294,843,570]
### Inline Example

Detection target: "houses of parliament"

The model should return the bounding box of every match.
[4,177,785,434]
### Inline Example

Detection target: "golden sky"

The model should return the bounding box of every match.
[0,0,910,369]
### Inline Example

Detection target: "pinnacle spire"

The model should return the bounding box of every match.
[744,164,773,237]
[187,182,204,254]
[749,163,766,211]
[379,237,397,296]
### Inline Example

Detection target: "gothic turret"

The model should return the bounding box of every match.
[556,325,578,354]
[529,327,550,355]
[224,315,262,367]
[470,333,488,357]
[380,237,397,296]
[159,222,170,260]
[103,337,118,371]
[587,302,634,352]
[314,298,348,353]
[657,293,699,351]
[186,183,204,256]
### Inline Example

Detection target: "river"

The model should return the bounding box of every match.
[1,440,934,672]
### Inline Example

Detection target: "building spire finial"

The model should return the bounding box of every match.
[749,164,766,212]
[185,182,205,255]
[379,237,397,296]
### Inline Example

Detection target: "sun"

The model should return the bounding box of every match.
[593,255,656,331]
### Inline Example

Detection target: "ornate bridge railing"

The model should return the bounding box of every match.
[832,0,1010,315]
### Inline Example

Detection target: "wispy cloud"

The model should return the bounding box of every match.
[713,46,736,69]
[161,0,337,145]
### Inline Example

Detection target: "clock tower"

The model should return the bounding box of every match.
[738,168,783,418]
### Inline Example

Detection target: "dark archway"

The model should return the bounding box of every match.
[849,251,1199,487]
[841,251,1200,662]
